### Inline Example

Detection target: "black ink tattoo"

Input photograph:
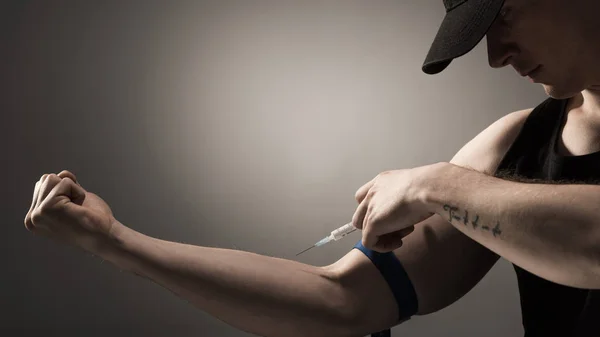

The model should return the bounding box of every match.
[492,222,502,237]
[443,204,461,222]
[472,215,480,229]
[442,205,501,237]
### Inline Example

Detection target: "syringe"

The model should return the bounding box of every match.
[296,222,358,256]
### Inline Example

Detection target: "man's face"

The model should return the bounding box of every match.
[485,0,600,99]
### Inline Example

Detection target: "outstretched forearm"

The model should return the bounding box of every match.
[98,222,358,337]
[425,163,600,289]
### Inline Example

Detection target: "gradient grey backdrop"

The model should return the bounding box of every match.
[2,1,548,336]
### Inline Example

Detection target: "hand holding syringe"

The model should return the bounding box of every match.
[296,222,357,256]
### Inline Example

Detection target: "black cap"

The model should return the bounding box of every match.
[422,0,505,75]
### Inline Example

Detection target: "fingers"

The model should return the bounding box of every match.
[25,174,49,231]
[25,171,81,232]
[33,174,48,209]
[36,174,61,209]
[352,199,367,230]
[25,180,41,231]
[31,177,88,230]
[362,211,414,250]
[354,177,376,203]
[27,180,40,217]
[41,177,86,212]
[57,170,79,185]
[366,226,416,253]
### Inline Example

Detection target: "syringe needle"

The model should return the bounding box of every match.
[296,223,357,256]
[296,245,317,256]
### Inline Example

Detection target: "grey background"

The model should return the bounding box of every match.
[2,1,548,336]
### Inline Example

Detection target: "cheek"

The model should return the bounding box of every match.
[521,12,584,63]
[540,36,584,76]
[514,23,562,66]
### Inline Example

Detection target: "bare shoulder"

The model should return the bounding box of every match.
[451,107,534,173]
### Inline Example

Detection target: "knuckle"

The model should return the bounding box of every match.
[58,176,70,184]
[31,208,45,224]
[379,170,394,177]
[366,204,375,218]
[25,222,35,232]
[352,214,361,229]
[24,217,33,231]
[364,216,373,229]
[59,170,76,181]
[363,215,371,230]
[365,211,379,229]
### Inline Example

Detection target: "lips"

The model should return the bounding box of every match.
[521,65,541,77]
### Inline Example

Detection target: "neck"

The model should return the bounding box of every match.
[570,87,600,121]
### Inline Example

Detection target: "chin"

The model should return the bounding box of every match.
[540,83,581,100]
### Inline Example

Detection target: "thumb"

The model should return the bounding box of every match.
[374,226,415,252]
[50,176,87,207]
[57,171,85,206]
[57,170,79,186]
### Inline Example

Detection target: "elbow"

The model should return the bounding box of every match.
[316,270,370,337]
[583,224,600,289]
[587,245,600,289]
[583,257,600,290]
[552,219,600,289]
[326,286,399,337]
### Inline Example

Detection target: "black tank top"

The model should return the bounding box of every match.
[493,97,600,337]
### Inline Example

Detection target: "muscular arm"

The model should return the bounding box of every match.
[327,108,533,329]
[94,108,532,337]
[101,226,358,337]
[424,159,600,289]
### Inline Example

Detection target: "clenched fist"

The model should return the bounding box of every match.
[24,170,120,254]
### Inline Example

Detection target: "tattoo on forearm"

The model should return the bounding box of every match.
[443,205,461,222]
[443,204,502,237]
[492,222,502,237]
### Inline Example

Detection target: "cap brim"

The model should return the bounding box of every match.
[422,0,505,75]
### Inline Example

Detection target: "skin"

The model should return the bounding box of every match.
[487,0,600,117]
[488,0,600,175]
[349,0,600,289]
[23,0,600,335]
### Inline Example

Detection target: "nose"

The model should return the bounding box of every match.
[486,20,519,69]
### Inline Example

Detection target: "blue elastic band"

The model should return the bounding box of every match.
[353,240,418,337]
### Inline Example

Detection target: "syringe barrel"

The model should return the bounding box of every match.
[331,223,356,240]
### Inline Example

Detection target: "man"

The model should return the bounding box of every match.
[23,0,600,336]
